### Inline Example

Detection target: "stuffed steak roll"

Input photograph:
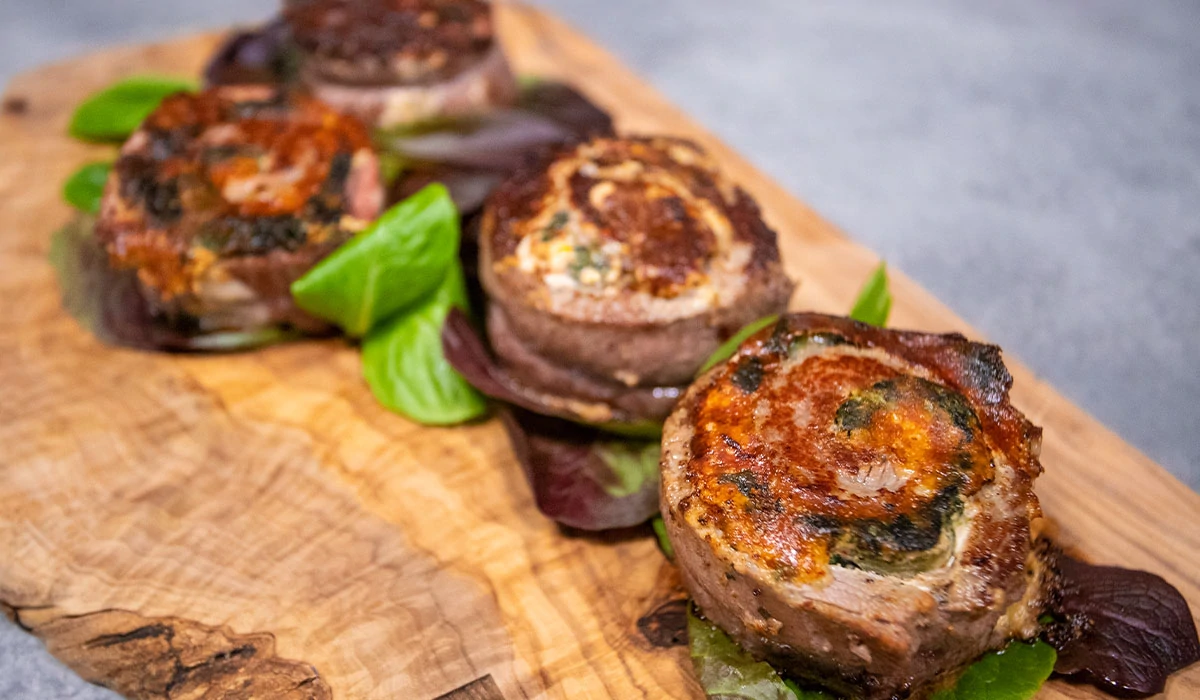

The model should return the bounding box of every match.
[284,0,518,128]
[478,136,795,425]
[95,85,383,348]
[660,313,1049,698]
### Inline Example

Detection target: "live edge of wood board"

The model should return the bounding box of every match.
[0,4,1195,699]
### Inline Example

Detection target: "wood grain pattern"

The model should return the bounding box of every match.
[0,5,1196,698]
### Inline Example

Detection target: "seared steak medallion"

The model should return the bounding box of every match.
[284,0,518,128]
[660,313,1049,698]
[479,136,795,424]
[95,85,383,343]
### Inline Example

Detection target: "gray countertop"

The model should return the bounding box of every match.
[2,1,1197,697]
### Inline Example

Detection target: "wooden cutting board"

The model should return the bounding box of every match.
[1,5,1196,699]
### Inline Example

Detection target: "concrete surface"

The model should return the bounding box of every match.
[1,1,1197,697]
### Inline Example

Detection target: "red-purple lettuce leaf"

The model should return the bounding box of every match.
[203,18,296,87]
[442,308,663,529]
[380,111,577,171]
[516,81,614,139]
[391,164,504,218]
[380,82,612,170]
[500,408,659,531]
[386,82,613,214]
[1045,553,1200,697]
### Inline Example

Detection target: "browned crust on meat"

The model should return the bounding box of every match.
[680,313,1041,580]
[95,85,380,301]
[661,313,1047,698]
[485,136,783,302]
[285,0,496,86]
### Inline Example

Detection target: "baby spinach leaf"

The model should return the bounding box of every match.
[931,640,1056,700]
[69,75,198,142]
[688,606,804,700]
[698,315,779,375]
[62,161,111,214]
[293,183,459,337]
[849,262,892,327]
[361,262,487,426]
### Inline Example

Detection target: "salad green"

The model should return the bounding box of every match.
[690,606,1056,700]
[688,607,826,700]
[594,440,661,498]
[849,262,892,327]
[931,640,1057,700]
[62,161,111,214]
[68,75,197,142]
[292,184,460,337]
[361,262,486,425]
[651,516,675,561]
[698,315,779,375]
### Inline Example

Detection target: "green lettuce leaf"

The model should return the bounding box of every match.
[698,315,779,375]
[688,607,803,700]
[690,609,1055,700]
[696,263,896,379]
[931,640,1057,700]
[292,183,459,337]
[849,262,892,327]
[651,516,675,561]
[69,75,198,142]
[594,440,660,498]
[361,262,487,425]
[62,161,112,214]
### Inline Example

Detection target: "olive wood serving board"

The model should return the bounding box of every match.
[1,5,1197,699]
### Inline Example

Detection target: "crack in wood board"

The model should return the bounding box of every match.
[14,608,331,699]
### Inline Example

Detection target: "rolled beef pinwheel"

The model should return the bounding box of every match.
[94,85,383,348]
[660,313,1050,699]
[284,0,518,128]
[477,136,796,426]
